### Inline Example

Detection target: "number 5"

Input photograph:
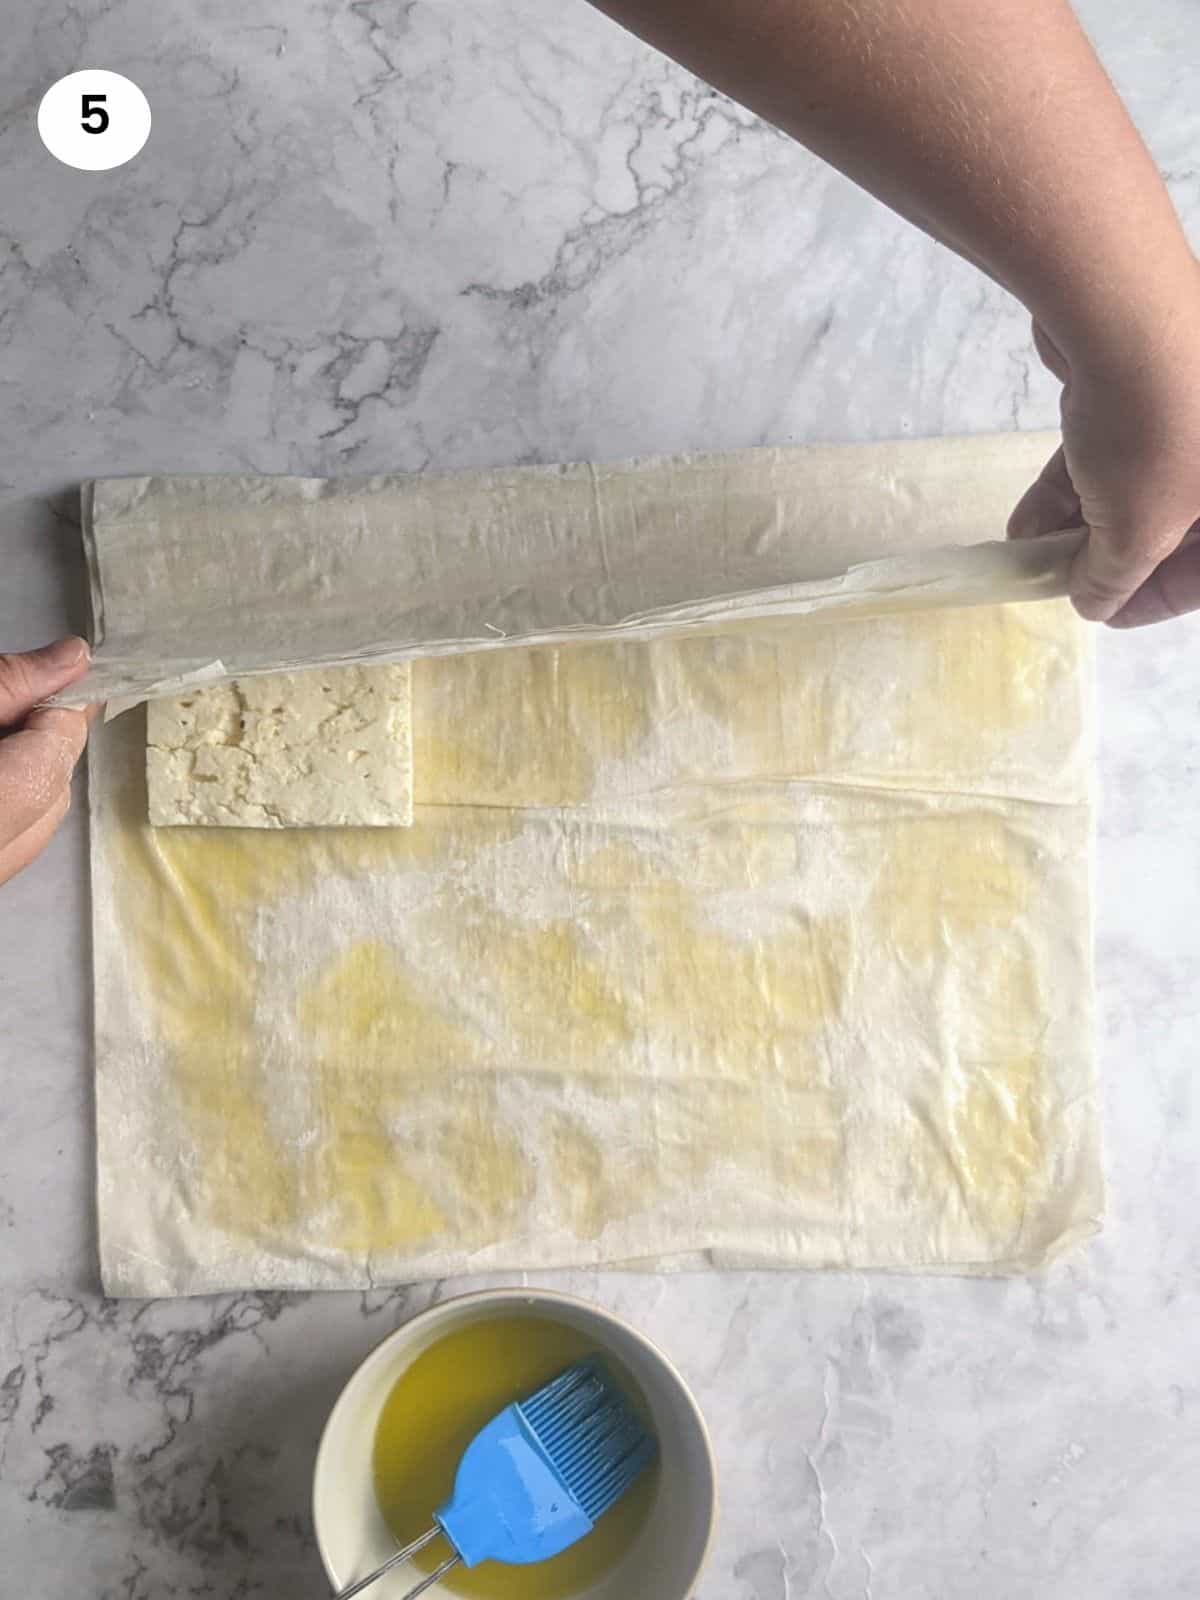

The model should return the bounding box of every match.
[81,94,109,135]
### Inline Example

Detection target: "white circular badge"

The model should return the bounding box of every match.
[37,70,151,172]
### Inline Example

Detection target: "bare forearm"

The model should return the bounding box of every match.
[589,0,1194,381]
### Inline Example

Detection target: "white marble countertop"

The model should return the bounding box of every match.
[1,2,1197,1596]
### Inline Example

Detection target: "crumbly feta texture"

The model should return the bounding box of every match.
[146,663,413,827]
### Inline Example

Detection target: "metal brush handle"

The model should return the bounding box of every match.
[333,1525,462,1599]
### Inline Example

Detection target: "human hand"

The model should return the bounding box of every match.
[1009,313,1200,627]
[0,638,95,887]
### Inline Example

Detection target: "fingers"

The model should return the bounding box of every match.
[1069,520,1189,622]
[0,705,91,849]
[0,637,91,727]
[1012,452,1197,623]
[0,787,72,887]
[0,641,94,888]
[1008,448,1082,541]
[1109,531,1200,628]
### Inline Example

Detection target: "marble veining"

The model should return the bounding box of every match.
[1,0,1198,1595]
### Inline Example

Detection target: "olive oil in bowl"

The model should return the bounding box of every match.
[372,1314,658,1599]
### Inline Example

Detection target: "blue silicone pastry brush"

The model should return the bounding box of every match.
[336,1356,658,1599]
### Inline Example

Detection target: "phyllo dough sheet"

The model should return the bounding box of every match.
[91,599,1098,1295]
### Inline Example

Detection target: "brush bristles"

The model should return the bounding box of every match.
[520,1359,657,1520]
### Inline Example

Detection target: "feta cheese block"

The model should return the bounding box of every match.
[146,663,413,827]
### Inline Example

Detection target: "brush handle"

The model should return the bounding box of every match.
[333,1525,461,1599]
[397,1554,462,1598]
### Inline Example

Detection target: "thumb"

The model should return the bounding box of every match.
[0,638,90,728]
[1069,525,1179,624]
[1109,522,1200,627]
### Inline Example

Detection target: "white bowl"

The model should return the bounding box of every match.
[313,1287,717,1599]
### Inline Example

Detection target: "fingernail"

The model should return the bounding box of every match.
[34,637,90,670]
